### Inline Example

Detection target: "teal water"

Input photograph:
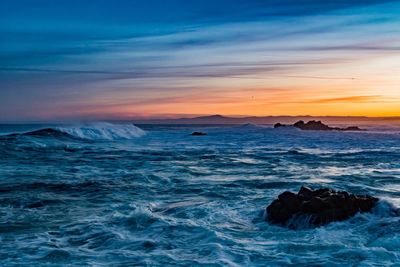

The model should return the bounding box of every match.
[0,123,399,266]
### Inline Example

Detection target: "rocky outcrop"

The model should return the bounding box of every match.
[266,186,378,228]
[274,120,364,131]
[191,132,207,136]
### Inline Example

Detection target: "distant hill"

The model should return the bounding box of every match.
[130,115,400,125]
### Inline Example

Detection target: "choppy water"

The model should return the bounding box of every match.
[0,123,400,266]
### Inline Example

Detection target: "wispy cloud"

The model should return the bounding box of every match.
[1,0,400,120]
[309,95,385,103]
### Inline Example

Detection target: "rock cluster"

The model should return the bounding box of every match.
[266,186,378,227]
[274,120,364,131]
[191,132,207,136]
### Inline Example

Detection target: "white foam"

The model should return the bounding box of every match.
[56,123,146,140]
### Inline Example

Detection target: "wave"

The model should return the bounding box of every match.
[14,123,146,140]
[55,123,146,140]
[23,128,72,138]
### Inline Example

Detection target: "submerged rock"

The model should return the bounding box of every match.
[191,132,207,136]
[274,120,364,131]
[266,186,378,228]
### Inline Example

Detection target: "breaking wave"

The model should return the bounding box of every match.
[14,123,146,140]
[55,123,146,140]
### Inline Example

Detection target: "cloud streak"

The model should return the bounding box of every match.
[309,95,385,103]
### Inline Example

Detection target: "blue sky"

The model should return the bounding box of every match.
[1,0,400,121]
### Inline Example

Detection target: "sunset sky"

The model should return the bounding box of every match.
[1,0,400,121]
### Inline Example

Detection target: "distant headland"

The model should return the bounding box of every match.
[129,114,400,125]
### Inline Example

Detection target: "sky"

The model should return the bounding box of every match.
[1,0,400,121]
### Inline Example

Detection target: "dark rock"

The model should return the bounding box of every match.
[191,132,207,136]
[266,199,293,223]
[273,120,365,131]
[298,186,313,200]
[325,194,346,208]
[302,197,327,213]
[313,188,332,196]
[300,120,331,131]
[293,120,306,129]
[313,208,349,225]
[142,241,156,249]
[273,123,285,128]
[27,201,45,209]
[266,187,379,228]
[278,191,301,212]
[355,196,379,212]
[343,126,364,131]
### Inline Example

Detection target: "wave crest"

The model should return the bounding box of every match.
[18,123,146,140]
[56,123,146,140]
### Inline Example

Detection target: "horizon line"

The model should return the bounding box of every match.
[2,114,400,124]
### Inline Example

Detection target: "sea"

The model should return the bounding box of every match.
[0,122,399,266]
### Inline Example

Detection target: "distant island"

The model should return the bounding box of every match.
[274,120,364,131]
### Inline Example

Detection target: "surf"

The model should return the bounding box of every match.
[4,122,146,141]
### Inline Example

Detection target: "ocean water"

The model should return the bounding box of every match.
[0,123,400,266]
